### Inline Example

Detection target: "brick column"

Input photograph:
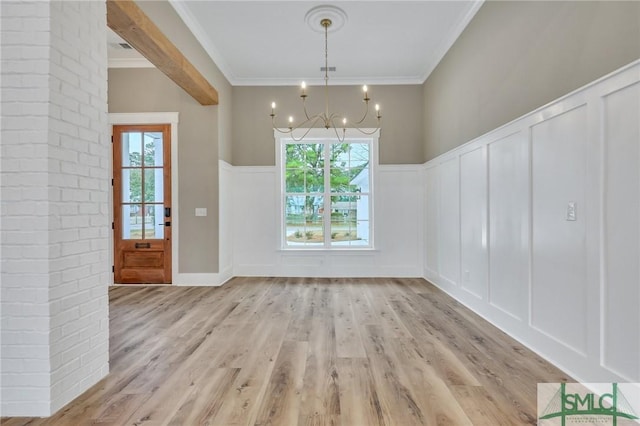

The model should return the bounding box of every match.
[1,1,109,417]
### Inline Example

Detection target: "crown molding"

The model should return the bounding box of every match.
[168,0,237,84]
[231,76,424,87]
[108,57,155,69]
[169,0,484,87]
[419,0,484,83]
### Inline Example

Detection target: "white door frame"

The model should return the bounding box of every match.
[109,112,179,285]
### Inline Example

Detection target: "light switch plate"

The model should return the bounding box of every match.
[566,202,577,221]
[195,208,207,217]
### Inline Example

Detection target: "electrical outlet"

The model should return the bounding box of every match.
[195,208,207,217]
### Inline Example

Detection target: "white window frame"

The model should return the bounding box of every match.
[275,128,379,250]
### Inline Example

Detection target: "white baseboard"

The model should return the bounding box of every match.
[173,273,222,286]
[218,265,234,286]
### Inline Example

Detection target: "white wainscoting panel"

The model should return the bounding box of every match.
[231,164,423,277]
[423,60,640,384]
[424,165,440,279]
[460,146,488,300]
[487,131,529,321]
[218,160,234,284]
[602,81,640,382]
[375,166,423,275]
[232,166,280,275]
[531,105,589,356]
[437,157,461,288]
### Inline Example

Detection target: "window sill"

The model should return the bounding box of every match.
[278,247,379,253]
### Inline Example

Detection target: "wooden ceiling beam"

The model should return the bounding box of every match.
[107,0,219,106]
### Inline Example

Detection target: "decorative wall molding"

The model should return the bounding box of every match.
[229,161,424,278]
[422,60,640,385]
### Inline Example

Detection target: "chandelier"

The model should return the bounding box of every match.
[270,10,381,142]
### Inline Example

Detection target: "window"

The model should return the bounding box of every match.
[278,130,377,249]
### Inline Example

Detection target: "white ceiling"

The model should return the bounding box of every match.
[108,1,483,86]
[107,29,153,68]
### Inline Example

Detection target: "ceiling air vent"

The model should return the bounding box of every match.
[119,43,133,49]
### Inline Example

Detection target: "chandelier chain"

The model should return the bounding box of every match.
[324,19,330,121]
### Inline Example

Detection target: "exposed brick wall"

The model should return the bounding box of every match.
[1,0,109,417]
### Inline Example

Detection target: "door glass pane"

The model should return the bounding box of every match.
[144,205,164,239]
[144,168,164,203]
[122,169,142,203]
[122,204,142,239]
[122,132,142,166]
[143,132,163,167]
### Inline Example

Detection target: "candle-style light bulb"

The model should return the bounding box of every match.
[375,104,380,111]
[271,102,276,109]
[342,117,347,126]
[288,116,294,123]
[363,85,369,101]
[375,103,381,118]
[301,81,307,97]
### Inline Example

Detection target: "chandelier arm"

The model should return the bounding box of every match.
[350,125,381,135]
[273,112,323,134]
[327,108,371,127]
[353,100,371,125]
[293,114,323,130]
[289,117,324,142]
[327,112,342,122]
[327,113,379,137]
[327,117,346,142]
[272,118,293,134]
[302,96,312,121]
[272,114,296,134]
[331,125,346,143]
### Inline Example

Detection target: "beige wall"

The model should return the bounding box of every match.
[232,84,424,165]
[423,0,640,161]
[136,0,233,164]
[109,0,232,274]
[109,68,220,273]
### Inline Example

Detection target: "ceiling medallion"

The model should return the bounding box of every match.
[304,5,347,33]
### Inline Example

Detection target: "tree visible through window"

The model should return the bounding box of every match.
[282,138,373,248]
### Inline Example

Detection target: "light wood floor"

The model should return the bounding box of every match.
[3,277,570,425]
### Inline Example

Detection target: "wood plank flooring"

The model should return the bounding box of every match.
[2,277,570,425]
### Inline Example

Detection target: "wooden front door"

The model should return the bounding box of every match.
[113,124,172,284]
